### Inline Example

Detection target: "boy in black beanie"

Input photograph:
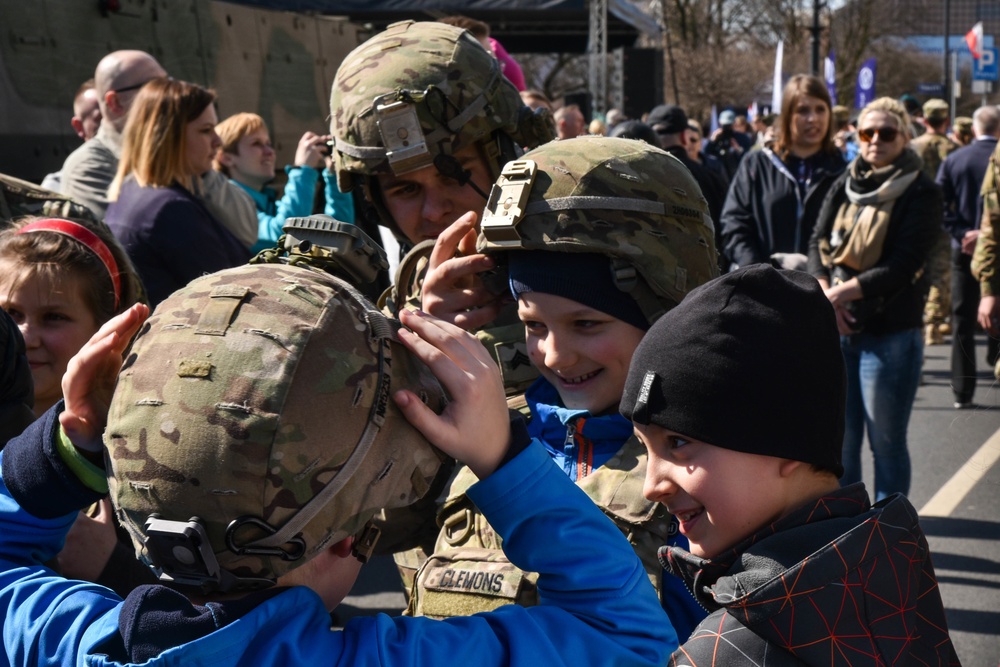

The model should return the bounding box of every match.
[621,264,959,665]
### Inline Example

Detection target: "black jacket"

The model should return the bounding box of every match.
[664,484,960,666]
[663,145,729,269]
[721,148,845,269]
[0,308,33,447]
[937,136,998,248]
[808,164,943,336]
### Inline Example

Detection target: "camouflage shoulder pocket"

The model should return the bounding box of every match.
[408,547,539,619]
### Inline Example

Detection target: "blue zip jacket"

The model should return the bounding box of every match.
[234,166,356,254]
[0,405,673,667]
[525,377,707,642]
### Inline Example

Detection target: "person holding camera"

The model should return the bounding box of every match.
[214,113,355,254]
[808,96,942,502]
[704,109,751,181]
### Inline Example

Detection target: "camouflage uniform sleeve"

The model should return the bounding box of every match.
[974,146,1000,297]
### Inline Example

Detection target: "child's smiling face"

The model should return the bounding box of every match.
[634,422,795,559]
[0,264,100,414]
[517,291,645,415]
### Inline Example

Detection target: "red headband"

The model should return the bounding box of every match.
[17,219,122,310]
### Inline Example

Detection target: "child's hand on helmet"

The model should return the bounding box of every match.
[59,303,150,453]
[392,309,510,479]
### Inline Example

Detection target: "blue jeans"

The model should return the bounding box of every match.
[840,328,923,501]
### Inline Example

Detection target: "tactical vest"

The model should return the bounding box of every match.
[379,241,539,396]
[0,173,100,227]
[398,434,676,619]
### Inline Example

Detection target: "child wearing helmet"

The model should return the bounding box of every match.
[394,136,719,642]
[0,261,673,666]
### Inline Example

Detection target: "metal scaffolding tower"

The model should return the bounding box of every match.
[589,0,608,115]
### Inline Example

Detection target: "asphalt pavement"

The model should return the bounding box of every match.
[340,333,1000,664]
[908,334,1000,667]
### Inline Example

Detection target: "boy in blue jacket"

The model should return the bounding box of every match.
[402,136,717,640]
[0,260,673,666]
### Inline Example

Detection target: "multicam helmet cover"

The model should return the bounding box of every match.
[329,21,553,229]
[477,136,720,323]
[106,263,446,592]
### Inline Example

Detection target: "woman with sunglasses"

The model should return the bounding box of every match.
[808,97,943,501]
[106,79,250,306]
[720,74,845,271]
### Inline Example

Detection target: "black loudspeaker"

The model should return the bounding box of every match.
[562,91,592,123]
[621,48,663,120]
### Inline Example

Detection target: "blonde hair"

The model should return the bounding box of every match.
[857,97,912,138]
[213,112,269,176]
[109,78,216,199]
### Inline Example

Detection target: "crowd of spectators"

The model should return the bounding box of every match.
[0,16,986,665]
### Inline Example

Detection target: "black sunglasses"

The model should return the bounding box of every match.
[112,75,170,95]
[858,126,899,143]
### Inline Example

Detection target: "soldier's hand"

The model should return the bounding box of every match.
[421,212,506,331]
[962,230,980,256]
[393,309,510,479]
[59,303,149,453]
[978,295,999,335]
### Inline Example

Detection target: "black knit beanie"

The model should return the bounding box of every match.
[621,264,846,477]
[508,251,650,331]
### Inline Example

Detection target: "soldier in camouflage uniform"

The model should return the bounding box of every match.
[328,20,555,395]
[912,99,959,345]
[392,136,718,641]
[974,140,1000,379]
[0,262,675,666]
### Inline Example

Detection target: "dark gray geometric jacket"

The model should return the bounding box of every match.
[663,483,961,666]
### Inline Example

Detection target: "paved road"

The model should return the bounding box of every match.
[341,334,1000,664]
[908,335,999,667]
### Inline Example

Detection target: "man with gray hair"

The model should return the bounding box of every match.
[937,104,1000,407]
[60,50,167,219]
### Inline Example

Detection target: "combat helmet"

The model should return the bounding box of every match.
[329,20,554,236]
[106,262,447,593]
[477,136,720,324]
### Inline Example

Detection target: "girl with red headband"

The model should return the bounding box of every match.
[0,217,142,415]
[0,216,149,594]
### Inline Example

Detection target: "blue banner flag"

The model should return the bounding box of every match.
[824,52,837,106]
[855,58,876,109]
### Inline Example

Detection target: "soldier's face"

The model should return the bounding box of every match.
[635,422,794,559]
[518,291,646,415]
[222,128,277,190]
[377,144,492,245]
[0,265,100,414]
[184,105,222,177]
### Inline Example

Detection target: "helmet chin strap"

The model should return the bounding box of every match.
[433,153,490,200]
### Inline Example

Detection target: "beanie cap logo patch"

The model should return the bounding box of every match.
[633,370,657,424]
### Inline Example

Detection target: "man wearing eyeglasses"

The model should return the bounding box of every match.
[60,50,166,219]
